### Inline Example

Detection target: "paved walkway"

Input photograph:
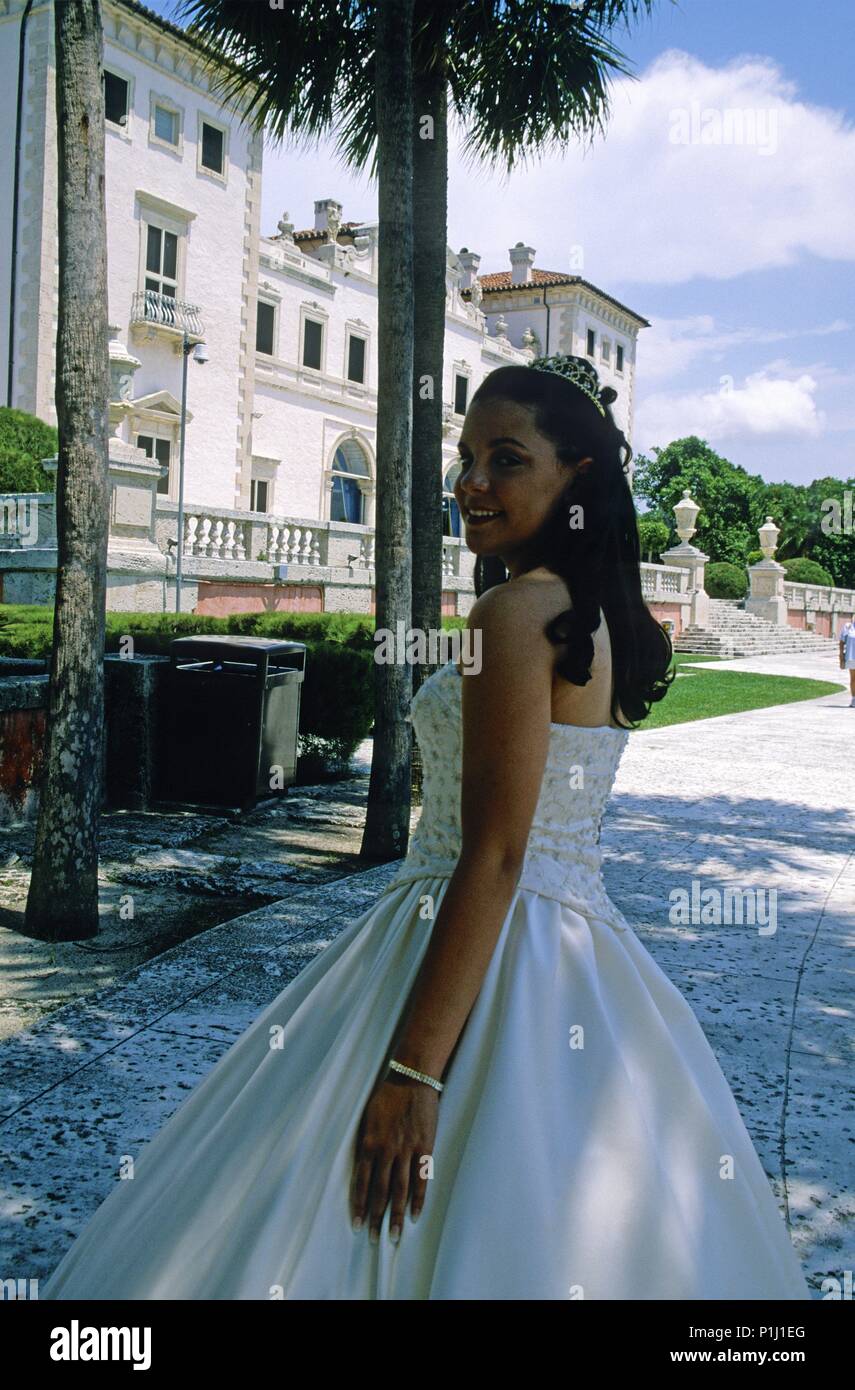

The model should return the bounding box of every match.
[603,662,854,1296]
[683,648,852,684]
[0,782,374,1042]
[1,656,852,1297]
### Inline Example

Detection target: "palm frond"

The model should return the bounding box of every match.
[173,0,672,180]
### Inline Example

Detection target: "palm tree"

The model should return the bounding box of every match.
[175,0,669,859]
[319,0,669,700]
[362,0,415,859]
[24,0,111,940]
[408,1,669,714]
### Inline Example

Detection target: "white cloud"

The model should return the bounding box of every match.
[635,370,825,453]
[257,47,855,284]
[251,43,855,480]
[638,315,852,383]
[443,49,855,286]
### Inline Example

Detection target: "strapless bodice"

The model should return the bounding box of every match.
[378,660,631,932]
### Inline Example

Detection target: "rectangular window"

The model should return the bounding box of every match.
[616,344,624,372]
[250,479,269,513]
[104,70,129,126]
[154,104,178,146]
[145,224,178,299]
[454,373,468,416]
[347,334,366,383]
[137,435,172,496]
[201,121,224,174]
[601,339,610,363]
[586,328,596,357]
[302,319,323,371]
[256,301,276,356]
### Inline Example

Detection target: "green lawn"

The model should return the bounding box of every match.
[641,656,842,729]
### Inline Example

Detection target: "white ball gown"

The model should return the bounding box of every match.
[42,658,811,1300]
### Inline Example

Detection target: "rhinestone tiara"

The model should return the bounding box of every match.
[527,353,607,417]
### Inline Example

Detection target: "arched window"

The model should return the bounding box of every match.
[330,440,371,523]
[442,463,462,537]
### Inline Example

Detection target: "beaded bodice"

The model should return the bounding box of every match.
[380,659,632,933]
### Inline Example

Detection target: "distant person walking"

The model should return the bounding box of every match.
[840,618,855,707]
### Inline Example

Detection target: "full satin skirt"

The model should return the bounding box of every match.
[42,878,811,1301]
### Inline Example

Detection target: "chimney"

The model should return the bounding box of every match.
[314,198,343,233]
[457,247,481,291]
[509,242,536,285]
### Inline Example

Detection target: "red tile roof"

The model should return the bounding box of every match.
[268,228,649,328]
[289,223,367,242]
[465,270,650,327]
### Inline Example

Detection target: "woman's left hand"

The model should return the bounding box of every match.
[350,1074,439,1243]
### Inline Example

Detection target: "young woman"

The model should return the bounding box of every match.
[42,355,811,1300]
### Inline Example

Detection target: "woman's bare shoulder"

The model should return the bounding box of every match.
[465,571,576,661]
[505,568,574,621]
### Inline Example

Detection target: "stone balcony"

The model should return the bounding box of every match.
[130,290,205,346]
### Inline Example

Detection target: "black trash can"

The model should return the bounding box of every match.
[157,636,306,810]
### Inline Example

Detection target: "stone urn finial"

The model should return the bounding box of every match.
[758,515,780,561]
[673,489,701,545]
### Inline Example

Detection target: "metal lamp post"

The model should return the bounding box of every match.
[175,331,209,613]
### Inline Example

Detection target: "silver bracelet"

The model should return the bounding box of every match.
[387,1058,444,1093]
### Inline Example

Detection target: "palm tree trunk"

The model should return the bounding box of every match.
[410,49,448,802]
[360,0,415,862]
[24,0,110,940]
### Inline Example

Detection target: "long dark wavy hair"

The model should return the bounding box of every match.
[468,364,674,728]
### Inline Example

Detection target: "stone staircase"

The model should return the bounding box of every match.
[673,599,840,658]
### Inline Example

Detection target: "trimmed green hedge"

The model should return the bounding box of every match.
[0,605,469,782]
[706,562,748,599]
[781,557,834,587]
[0,407,58,492]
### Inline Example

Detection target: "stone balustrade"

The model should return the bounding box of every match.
[782,580,855,637]
[181,512,251,561]
[783,580,855,614]
[640,562,691,600]
[266,523,322,566]
[442,540,462,578]
[0,493,55,551]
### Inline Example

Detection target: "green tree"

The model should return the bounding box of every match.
[760,481,813,559]
[633,437,766,566]
[802,477,855,588]
[636,513,670,562]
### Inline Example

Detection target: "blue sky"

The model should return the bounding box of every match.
[149,0,855,486]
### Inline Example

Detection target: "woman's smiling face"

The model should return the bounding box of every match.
[454,397,591,579]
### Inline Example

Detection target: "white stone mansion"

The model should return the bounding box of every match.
[0,0,650,615]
